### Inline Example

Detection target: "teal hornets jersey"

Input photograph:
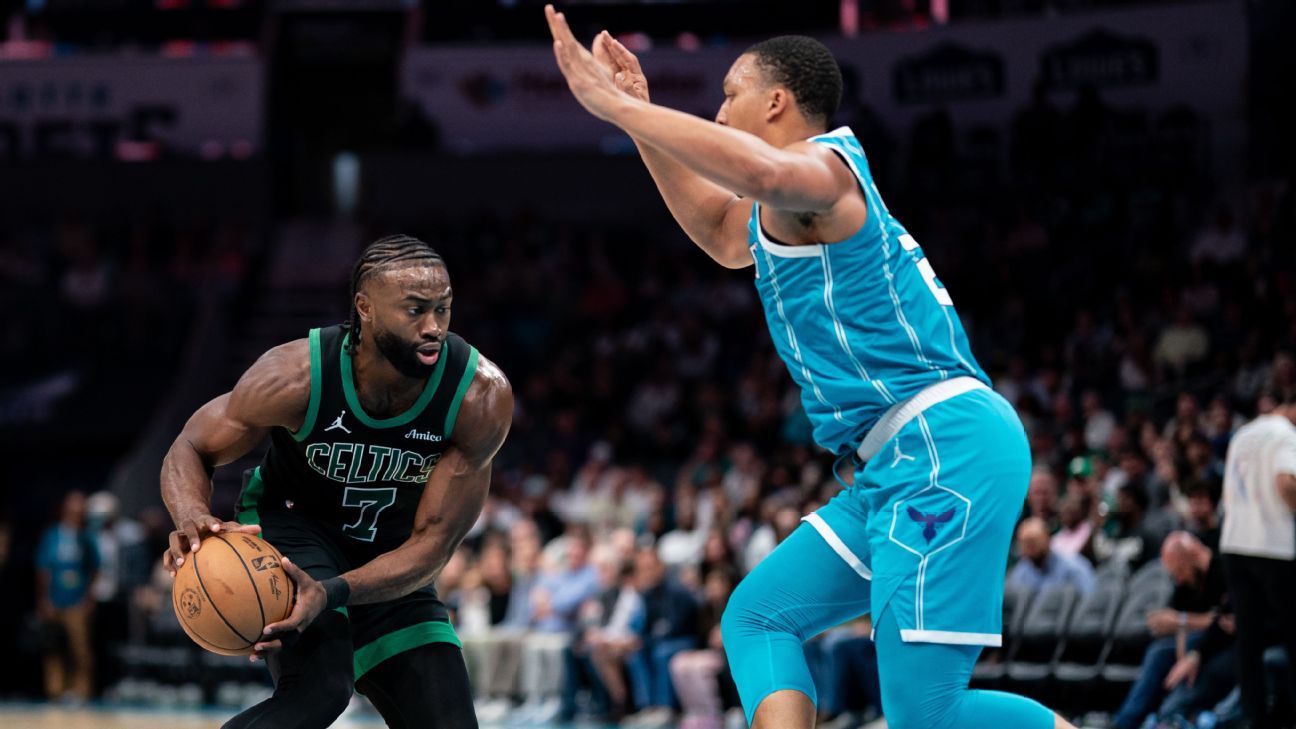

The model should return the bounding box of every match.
[748,127,989,453]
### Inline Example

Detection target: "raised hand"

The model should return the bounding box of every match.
[593,31,650,103]
[545,5,627,120]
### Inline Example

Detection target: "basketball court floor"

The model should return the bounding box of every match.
[0,703,638,728]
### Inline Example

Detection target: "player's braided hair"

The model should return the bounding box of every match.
[343,234,445,355]
[745,35,843,127]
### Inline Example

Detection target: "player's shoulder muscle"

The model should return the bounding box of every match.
[226,338,312,429]
[451,353,514,465]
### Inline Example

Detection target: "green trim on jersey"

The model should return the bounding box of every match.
[352,620,461,680]
[443,347,480,438]
[290,328,324,442]
[338,332,449,429]
[236,467,265,525]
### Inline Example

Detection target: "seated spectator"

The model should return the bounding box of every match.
[1050,492,1095,560]
[517,527,601,722]
[1096,479,1179,568]
[566,547,643,722]
[1023,468,1062,531]
[1181,478,1221,546]
[1111,531,1227,729]
[1153,534,1238,727]
[463,520,541,721]
[669,566,739,729]
[1007,517,1095,596]
[658,496,705,571]
[624,547,700,727]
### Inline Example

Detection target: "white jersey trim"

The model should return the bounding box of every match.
[802,513,872,580]
[900,629,1002,647]
[752,204,823,258]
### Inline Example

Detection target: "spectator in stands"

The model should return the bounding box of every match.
[1097,478,1178,568]
[1181,479,1221,545]
[517,527,601,723]
[566,547,643,722]
[85,491,144,697]
[1154,307,1210,380]
[1081,389,1118,452]
[624,546,699,727]
[669,566,738,729]
[1007,517,1095,596]
[1024,468,1062,531]
[1154,534,1239,727]
[465,520,542,721]
[658,495,705,571]
[1050,491,1095,561]
[35,490,99,703]
[1111,531,1226,729]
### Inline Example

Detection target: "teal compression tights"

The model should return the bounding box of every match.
[720,522,1053,729]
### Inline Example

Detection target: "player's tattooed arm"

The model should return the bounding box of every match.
[546,6,853,214]
[256,356,513,650]
[159,339,311,575]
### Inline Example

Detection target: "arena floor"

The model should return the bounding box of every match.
[0,703,644,728]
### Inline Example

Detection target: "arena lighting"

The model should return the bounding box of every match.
[161,40,198,57]
[115,140,160,162]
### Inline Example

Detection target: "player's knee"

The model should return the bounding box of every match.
[310,674,355,723]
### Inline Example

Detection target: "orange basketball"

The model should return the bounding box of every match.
[171,533,296,656]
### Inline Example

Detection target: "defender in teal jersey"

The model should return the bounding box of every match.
[547,8,1074,729]
[160,235,512,729]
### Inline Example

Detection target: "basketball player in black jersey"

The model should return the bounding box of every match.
[160,235,512,729]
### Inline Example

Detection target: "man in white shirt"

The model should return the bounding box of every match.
[1220,398,1296,729]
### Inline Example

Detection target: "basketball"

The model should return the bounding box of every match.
[170,533,296,656]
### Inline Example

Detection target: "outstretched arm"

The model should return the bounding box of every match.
[160,340,310,574]
[547,7,851,212]
[593,32,752,269]
[257,357,513,653]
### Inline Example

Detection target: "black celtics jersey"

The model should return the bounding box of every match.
[237,325,479,559]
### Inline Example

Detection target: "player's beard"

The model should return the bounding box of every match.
[372,327,436,379]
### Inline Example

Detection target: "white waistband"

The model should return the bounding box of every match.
[856,376,988,462]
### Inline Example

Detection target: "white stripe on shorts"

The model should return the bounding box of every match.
[802,513,872,580]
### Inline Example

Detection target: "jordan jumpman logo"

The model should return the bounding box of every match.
[324,410,352,435]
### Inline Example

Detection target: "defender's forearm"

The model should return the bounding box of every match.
[611,98,786,202]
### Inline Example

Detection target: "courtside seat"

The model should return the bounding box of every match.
[972,583,1035,686]
[1006,585,1079,688]
[1099,561,1174,687]
[1054,580,1125,688]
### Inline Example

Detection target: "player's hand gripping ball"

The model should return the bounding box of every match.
[171,533,295,656]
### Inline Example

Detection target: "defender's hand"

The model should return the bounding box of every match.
[593,31,650,103]
[545,5,624,120]
[164,515,261,577]
[252,558,324,662]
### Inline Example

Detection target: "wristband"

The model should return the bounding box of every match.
[321,577,351,610]
[1178,612,1187,629]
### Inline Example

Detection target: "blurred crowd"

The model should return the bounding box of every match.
[1,77,1292,729]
